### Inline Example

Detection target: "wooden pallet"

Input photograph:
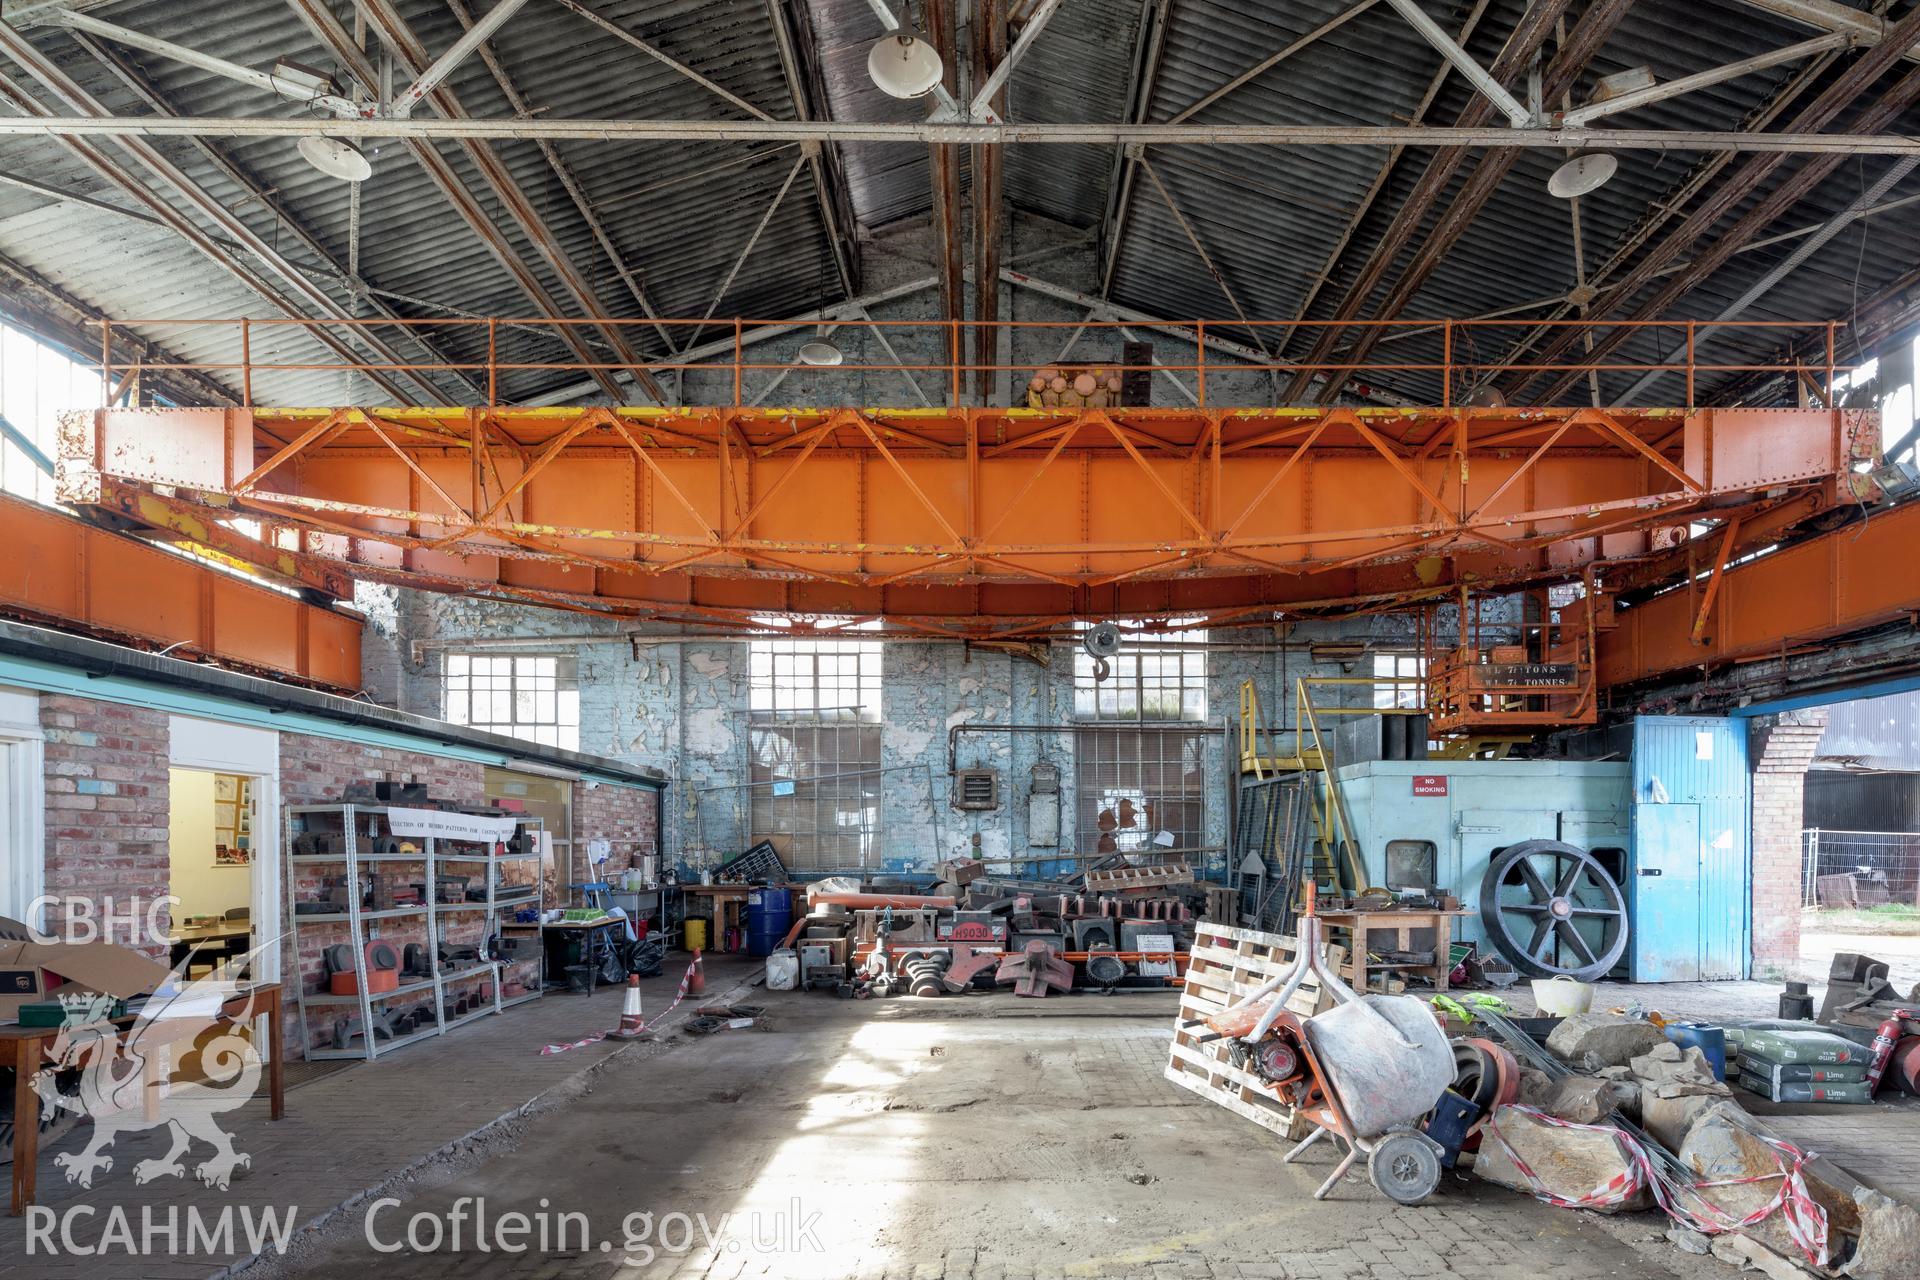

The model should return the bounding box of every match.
[1199,883,1235,923]
[1163,922,1344,1141]
[1085,862,1195,892]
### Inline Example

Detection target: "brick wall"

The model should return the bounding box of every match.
[39,694,172,959]
[573,779,660,877]
[1750,709,1829,976]
[30,696,662,1060]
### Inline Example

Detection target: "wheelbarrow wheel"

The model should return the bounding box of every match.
[1368,1131,1441,1205]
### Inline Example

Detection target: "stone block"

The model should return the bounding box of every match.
[1472,1104,1650,1213]
[1680,1103,1861,1265]
[1545,1013,1671,1070]
[1638,1091,1718,1153]
[1844,1187,1920,1280]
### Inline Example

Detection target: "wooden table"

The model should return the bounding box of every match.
[4,981,284,1215]
[1315,908,1470,995]
[167,923,250,971]
[680,884,752,953]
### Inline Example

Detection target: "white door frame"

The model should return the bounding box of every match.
[170,716,281,981]
[0,686,44,931]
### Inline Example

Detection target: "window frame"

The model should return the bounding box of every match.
[1372,652,1426,710]
[747,630,883,724]
[1072,623,1209,723]
[442,653,581,750]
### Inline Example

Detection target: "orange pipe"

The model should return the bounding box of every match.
[805,892,956,910]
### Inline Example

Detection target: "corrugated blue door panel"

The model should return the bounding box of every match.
[1630,716,1752,982]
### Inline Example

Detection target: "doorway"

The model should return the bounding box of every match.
[168,716,279,982]
[167,768,259,977]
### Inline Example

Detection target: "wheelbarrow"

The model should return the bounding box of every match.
[1193,885,1455,1203]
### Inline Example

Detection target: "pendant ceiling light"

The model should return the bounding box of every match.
[798,339,844,366]
[298,135,372,183]
[867,32,943,99]
[1548,150,1617,199]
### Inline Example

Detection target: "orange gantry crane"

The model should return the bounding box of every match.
[11,312,1907,704]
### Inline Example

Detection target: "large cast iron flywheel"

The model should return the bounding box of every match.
[1478,840,1629,981]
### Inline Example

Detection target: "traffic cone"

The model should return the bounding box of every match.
[687,949,706,996]
[610,974,648,1039]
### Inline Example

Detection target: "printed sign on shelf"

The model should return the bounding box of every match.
[385,806,520,843]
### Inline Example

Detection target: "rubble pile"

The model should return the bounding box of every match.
[1463,1009,1920,1280]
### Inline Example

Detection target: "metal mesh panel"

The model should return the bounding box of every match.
[1803,828,1920,908]
[694,757,936,874]
[747,723,882,869]
[1074,727,1208,856]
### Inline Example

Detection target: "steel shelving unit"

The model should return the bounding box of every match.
[285,803,546,1061]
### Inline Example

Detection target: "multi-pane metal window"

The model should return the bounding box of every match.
[748,634,882,721]
[1074,727,1209,857]
[747,630,884,869]
[1073,624,1208,721]
[1373,653,1426,709]
[443,654,580,750]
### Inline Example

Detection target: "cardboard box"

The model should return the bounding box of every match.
[0,916,173,1021]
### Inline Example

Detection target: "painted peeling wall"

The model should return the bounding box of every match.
[360,584,1418,880]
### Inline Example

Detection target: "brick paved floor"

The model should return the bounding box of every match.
[256,995,1737,1280]
[10,970,1918,1279]
[0,955,762,1280]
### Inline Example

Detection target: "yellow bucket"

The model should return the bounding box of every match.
[684,918,707,952]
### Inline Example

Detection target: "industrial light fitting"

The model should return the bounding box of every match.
[297,135,372,182]
[1547,149,1617,199]
[798,339,845,366]
[867,32,944,99]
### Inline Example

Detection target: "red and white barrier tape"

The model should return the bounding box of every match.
[1481,1105,1829,1268]
[539,957,701,1056]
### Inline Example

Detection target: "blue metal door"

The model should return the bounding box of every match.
[1630,716,1751,981]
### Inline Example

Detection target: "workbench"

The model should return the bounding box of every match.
[4,981,284,1215]
[540,917,627,991]
[610,884,683,946]
[680,884,751,952]
[1315,908,1469,995]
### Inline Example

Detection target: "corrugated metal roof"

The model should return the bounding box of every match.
[0,0,845,402]
[1819,689,1920,772]
[0,0,1913,410]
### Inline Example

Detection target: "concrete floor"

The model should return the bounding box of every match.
[261,991,1737,1280]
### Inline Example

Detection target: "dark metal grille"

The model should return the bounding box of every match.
[1229,775,1314,932]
